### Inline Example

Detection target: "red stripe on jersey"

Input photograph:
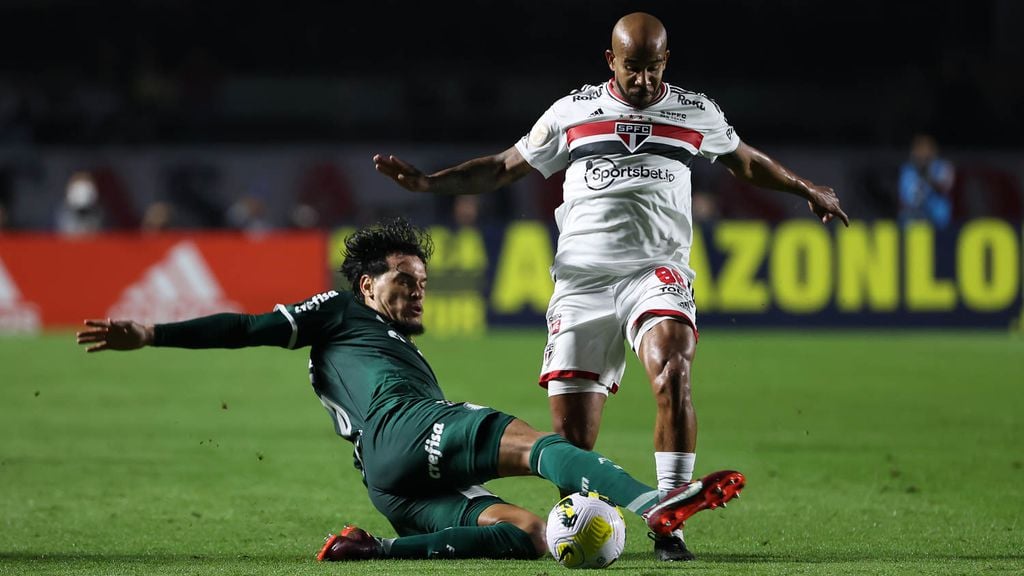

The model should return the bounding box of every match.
[566,120,703,150]
[566,120,619,144]
[652,124,703,149]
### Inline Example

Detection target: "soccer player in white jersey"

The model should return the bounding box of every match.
[373,11,848,561]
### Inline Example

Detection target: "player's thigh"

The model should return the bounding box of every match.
[369,485,506,537]
[615,264,698,356]
[636,315,698,382]
[541,284,626,394]
[362,402,514,494]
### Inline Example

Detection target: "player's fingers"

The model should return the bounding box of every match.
[84,319,110,328]
[389,155,419,173]
[374,167,399,183]
[374,161,405,181]
[86,342,108,353]
[76,332,105,343]
[374,156,398,171]
[835,207,850,227]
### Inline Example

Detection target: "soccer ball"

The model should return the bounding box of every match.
[545,491,626,569]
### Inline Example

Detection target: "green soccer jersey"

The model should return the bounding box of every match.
[153,289,444,444]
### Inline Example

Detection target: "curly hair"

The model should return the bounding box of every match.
[340,217,434,301]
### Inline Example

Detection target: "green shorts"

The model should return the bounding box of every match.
[368,484,505,537]
[360,399,516,534]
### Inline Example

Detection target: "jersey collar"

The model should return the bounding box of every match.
[607,78,668,109]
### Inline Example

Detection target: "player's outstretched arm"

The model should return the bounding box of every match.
[78,312,295,353]
[76,319,153,353]
[372,146,534,196]
[719,142,849,226]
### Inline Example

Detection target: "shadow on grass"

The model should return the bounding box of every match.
[616,550,1024,563]
[5,550,1023,567]
[0,552,300,562]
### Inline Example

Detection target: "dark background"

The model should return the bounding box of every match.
[1,0,1020,149]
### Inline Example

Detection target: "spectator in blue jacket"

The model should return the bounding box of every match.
[898,134,955,229]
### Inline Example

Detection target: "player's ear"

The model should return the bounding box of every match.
[359,274,375,301]
[605,49,615,71]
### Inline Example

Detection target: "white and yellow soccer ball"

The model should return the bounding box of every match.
[545,491,626,569]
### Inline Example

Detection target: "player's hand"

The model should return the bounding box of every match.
[76,319,153,353]
[372,154,430,193]
[805,184,849,226]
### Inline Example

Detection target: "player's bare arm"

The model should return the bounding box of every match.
[76,319,153,352]
[372,146,533,195]
[719,142,849,226]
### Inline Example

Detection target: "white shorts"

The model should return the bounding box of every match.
[539,264,698,397]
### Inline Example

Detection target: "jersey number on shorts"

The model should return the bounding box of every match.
[655,266,686,285]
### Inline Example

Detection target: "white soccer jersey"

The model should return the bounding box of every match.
[515,79,741,281]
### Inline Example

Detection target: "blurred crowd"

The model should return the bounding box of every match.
[39,164,363,236]
[0,1,1020,150]
[26,161,487,236]
[2,130,1022,236]
[0,1,1020,234]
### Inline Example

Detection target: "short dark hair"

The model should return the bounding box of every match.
[340,217,434,301]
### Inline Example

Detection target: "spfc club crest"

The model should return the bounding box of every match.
[547,312,562,335]
[615,122,651,152]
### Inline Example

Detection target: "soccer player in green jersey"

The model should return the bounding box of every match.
[76,217,744,562]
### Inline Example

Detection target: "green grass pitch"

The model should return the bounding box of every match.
[2,328,1022,575]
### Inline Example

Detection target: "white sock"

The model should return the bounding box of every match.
[655,452,696,495]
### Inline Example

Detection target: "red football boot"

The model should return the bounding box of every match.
[316,524,383,561]
[644,470,745,536]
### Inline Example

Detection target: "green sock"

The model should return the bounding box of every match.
[382,522,538,559]
[529,434,661,515]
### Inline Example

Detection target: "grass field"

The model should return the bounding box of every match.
[2,328,1023,575]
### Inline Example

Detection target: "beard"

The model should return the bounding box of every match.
[392,319,425,336]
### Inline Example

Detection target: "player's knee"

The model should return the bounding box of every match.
[650,357,692,406]
[483,505,549,558]
[513,516,548,558]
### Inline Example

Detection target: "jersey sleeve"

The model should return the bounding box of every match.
[514,106,569,178]
[273,289,346,349]
[698,101,741,162]
[153,312,294,349]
